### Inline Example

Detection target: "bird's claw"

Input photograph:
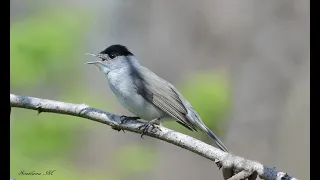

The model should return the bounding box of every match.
[111,126,125,133]
[137,122,161,138]
[120,115,140,124]
[114,116,140,133]
[214,159,222,169]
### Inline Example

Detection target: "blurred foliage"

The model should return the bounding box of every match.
[10,9,89,88]
[112,145,156,176]
[10,112,79,160]
[165,71,231,139]
[9,7,99,180]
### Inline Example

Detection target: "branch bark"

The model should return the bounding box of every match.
[10,93,298,180]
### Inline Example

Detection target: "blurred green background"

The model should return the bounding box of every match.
[10,5,232,180]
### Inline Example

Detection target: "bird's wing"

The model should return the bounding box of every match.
[134,66,198,131]
[132,67,229,152]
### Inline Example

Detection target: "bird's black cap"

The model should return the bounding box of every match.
[100,44,133,57]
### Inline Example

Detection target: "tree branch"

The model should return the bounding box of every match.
[227,170,257,180]
[10,93,298,180]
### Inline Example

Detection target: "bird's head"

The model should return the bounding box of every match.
[86,44,137,74]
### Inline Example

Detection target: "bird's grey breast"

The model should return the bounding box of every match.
[106,68,164,120]
[107,69,139,103]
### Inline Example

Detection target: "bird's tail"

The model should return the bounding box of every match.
[204,126,229,152]
[184,106,229,152]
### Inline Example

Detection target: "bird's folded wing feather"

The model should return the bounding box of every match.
[135,67,197,131]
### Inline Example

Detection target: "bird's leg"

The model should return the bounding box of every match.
[120,115,140,124]
[138,118,162,138]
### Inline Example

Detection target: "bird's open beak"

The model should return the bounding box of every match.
[86,61,99,64]
[85,53,100,65]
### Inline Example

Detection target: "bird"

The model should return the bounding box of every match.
[86,44,229,152]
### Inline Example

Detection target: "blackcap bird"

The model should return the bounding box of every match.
[86,44,229,152]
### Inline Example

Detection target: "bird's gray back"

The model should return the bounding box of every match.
[138,66,206,131]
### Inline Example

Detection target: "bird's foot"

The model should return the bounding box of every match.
[113,116,140,133]
[120,115,140,124]
[137,119,161,138]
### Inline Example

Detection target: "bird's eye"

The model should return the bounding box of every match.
[109,53,117,59]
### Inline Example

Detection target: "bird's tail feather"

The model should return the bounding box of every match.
[204,126,229,152]
[185,109,229,152]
